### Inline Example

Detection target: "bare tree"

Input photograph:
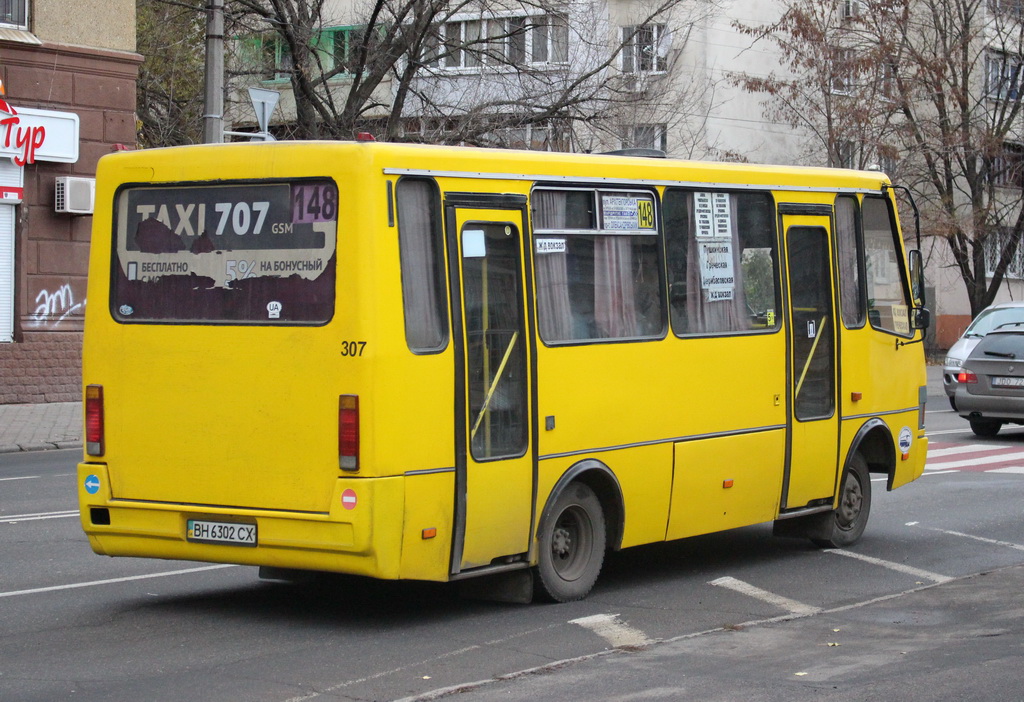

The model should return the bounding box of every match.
[735,0,1024,317]
[137,0,208,147]
[225,0,723,153]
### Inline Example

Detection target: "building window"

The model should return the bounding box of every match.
[332,27,364,74]
[830,47,856,95]
[987,51,1022,100]
[622,24,668,73]
[622,124,667,152]
[836,140,857,168]
[427,14,568,70]
[985,226,1024,278]
[989,0,1024,18]
[0,0,27,29]
[990,141,1024,187]
[840,0,863,20]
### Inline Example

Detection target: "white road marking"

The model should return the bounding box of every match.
[926,428,978,436]
[928,452,1024,470]
[0,475,39,482]
[923,470,960,476]
[1,510,79,523]
[989,466,1024,475]
[569,613,652,648]
[824,549,952,583]
[916,526,1024,552]
[708,576,821,616]
[0,564,238,598]
[927,444,1001,457]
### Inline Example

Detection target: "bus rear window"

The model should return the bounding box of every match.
[110,179,337,324]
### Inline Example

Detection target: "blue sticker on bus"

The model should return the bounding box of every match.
[84,474,100,495]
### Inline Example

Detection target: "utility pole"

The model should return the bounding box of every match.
[203,0,225,143]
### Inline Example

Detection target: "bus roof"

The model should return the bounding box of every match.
[100,140,892,194]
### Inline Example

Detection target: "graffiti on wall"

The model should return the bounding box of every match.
[29,283,86,328]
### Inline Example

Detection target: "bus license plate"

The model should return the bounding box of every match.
[992,376,1024,388]
[187,519,257,546]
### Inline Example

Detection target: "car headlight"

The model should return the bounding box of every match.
[945,357,963,368]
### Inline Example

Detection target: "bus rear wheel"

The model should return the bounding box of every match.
[535,482,605,602]
[811,453,872,549]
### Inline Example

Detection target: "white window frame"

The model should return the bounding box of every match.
[985,226,1024,278]
[841,0,862,20]
[622,124,667,152]
[830,47,856,95]
[0,0,28,30]
[986,51,1023,100]
[621,24,668,74]
[428,12,568,72]
[990,141,1024,187]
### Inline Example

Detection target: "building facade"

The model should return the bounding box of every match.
[0,0,140,403]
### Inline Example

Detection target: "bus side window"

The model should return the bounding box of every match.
[835,195,867,328]
[862,196,912,336]
[532,188,665,343]
[396,178,448,352]
[663,189,778,335]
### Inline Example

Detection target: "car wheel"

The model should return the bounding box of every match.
[811,454,872,549]
[969,419,1002,437]
[535,482,605,602]
[948,395,957,411]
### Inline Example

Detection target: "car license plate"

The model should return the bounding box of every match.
[187,519,257,546]
[992,376,1024,388]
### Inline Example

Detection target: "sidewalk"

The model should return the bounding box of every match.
[0,401,81,453]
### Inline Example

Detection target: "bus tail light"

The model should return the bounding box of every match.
[957,369,978,384]
[339,395,359,471]
[85,384,105,456]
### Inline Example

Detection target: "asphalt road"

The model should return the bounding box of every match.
[2,395,1024,701]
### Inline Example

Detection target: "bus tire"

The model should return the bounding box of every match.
[811,453,872,549]
[535,482,606,602]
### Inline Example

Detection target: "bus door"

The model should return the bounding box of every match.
[780,207,840,509]
[446,197,535,573]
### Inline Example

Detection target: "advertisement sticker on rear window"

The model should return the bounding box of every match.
[111,179,338,324]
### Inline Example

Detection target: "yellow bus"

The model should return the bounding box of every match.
[77,141,929,602]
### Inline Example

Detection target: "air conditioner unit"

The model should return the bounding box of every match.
[55,176,95,215]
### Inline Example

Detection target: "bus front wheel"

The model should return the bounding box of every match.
[811,453,872,549]
[535,482,606,602]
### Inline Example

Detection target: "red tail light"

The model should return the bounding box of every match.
[85,384,105,456]
[958,369,978,384]
[339,395,359,471]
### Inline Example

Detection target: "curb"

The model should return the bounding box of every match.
[0,441,82,454]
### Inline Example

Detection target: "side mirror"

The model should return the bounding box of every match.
[908,249,926,306]
[911,306,931,330]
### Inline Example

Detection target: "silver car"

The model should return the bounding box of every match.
[955,325,1024,436]
[943,301,1024,410]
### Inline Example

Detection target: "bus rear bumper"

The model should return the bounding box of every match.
[76,463,428,580]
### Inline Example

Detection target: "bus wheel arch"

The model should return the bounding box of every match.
[534,460,623,602]
[849,418,897,490]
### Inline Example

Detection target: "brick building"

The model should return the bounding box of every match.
[0,1,139,403]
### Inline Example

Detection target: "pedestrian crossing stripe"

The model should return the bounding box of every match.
[927,442,1024,473]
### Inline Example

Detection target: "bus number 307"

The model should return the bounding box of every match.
[340,341,367,357]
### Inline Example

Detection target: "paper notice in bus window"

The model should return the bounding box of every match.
[111,179,338,324]
[536,238,567,254]
[601,194,655,231]
[698,241,736,299]
[695,192,733,239]
[891,304,910,334]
